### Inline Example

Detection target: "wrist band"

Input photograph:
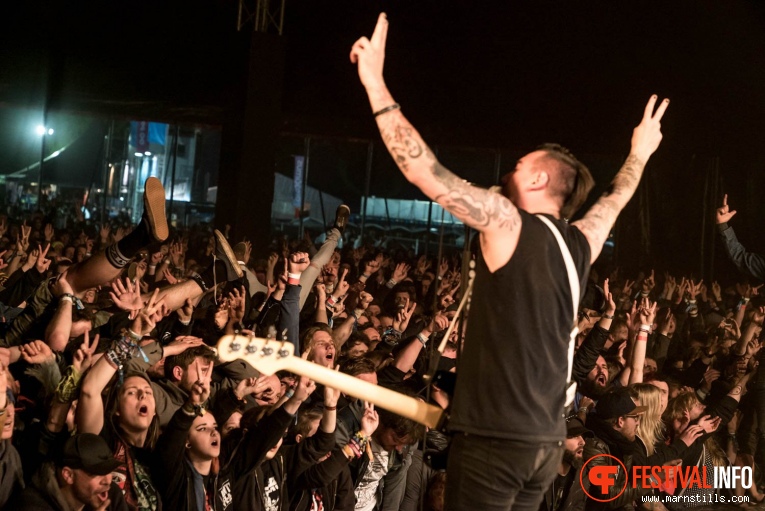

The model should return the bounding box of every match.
[60,295,74,304]
[602,313,614,319]
[325,405,337,411]
[287,278,300,286]
[386,278,398,288]
[373,103,400,117]
[288,272,302,280]
[417,333,429,346]
[326,296,336,307]
[127,329,142,342]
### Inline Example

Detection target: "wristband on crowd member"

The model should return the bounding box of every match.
[326,296,336,308]
[373,103,400,117]
[352,309,364,320]
[359,273,370,283]
[179,318,191,326]
[640,291,650,297]
[325,405,337,411]
[602,313,614,320]
[59,294,74,304]
[636,330,649,341]
[287,272,301,286]
[639,324,652,333]
[127,329,142,342]
[696,388,708,400]
[417,332,429,346]
[386,278,398,289]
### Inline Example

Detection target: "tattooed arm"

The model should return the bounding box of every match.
[351,14,521,268]
[572,95,669,264]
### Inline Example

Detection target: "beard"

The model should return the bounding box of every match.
[562,448,583,470]
[581,378,609,399]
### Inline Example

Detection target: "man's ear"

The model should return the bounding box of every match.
[61,467,75,485]
[530,170,549,190]
[295,434,303,444]
[172,365,184,382]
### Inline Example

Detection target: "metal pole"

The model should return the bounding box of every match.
[299,136,310,239]
[169,125,179,227]
[361,141,373,240]
[37,110,48,210]
[101,121,114,223]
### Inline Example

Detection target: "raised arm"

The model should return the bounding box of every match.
[716,195,765,280]
[573,95,668,263]
[351,14,520,238]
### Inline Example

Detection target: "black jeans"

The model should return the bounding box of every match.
[445,433,562,511]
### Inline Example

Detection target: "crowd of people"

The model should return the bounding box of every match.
[0,169,763,511]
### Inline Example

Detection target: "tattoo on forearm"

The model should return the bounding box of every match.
[377,114,519,232]
[575,154,647,249]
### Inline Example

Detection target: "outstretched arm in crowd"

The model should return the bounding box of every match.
[351,14,522,271]
[716,194,765,280]
[573,96,668,263]
[628,298,657,384]
[45,275,76,351]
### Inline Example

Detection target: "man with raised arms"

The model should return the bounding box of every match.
[350,13,668,510]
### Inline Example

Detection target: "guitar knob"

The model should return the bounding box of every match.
[278,349,290,358]
[246,344,257,354]
[231,342,241,352]
[262,347,274,356]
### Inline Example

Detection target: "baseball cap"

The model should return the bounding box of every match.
[565,416,594,438]
[594,389,647,420]
[60,433,123,475]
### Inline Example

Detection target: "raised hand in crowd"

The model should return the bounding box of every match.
[716,193,737,224]
[109,277,144,316]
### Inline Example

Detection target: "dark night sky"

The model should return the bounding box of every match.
[3,0,765,274]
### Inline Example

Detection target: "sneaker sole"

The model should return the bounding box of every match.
[214,229,244,279]
[144,177,169,242]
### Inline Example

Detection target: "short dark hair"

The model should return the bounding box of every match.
[377,404,426,443]
[340,356,377,377]
[164,345,216,380]
[537,143,594,219]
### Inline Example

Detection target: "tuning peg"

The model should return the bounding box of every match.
[277,340,289,358]
[262,346,274,356]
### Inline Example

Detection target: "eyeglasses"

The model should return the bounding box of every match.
[624,414,641,421]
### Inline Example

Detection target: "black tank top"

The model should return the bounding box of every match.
[449,210,590,442]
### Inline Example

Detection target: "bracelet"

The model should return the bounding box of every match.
[417,333,429,346]
[639,324,652,333]
[60,295,74,304]
[288,272,302,280]
[602,313,614,320]
[373,103,400,117]
[386,278,398,288]
[127,329,142,342]
[325,405,337,411]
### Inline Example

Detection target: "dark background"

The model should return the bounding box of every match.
[2,0,765,281]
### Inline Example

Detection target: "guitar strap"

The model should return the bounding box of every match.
[536,215,580,407]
